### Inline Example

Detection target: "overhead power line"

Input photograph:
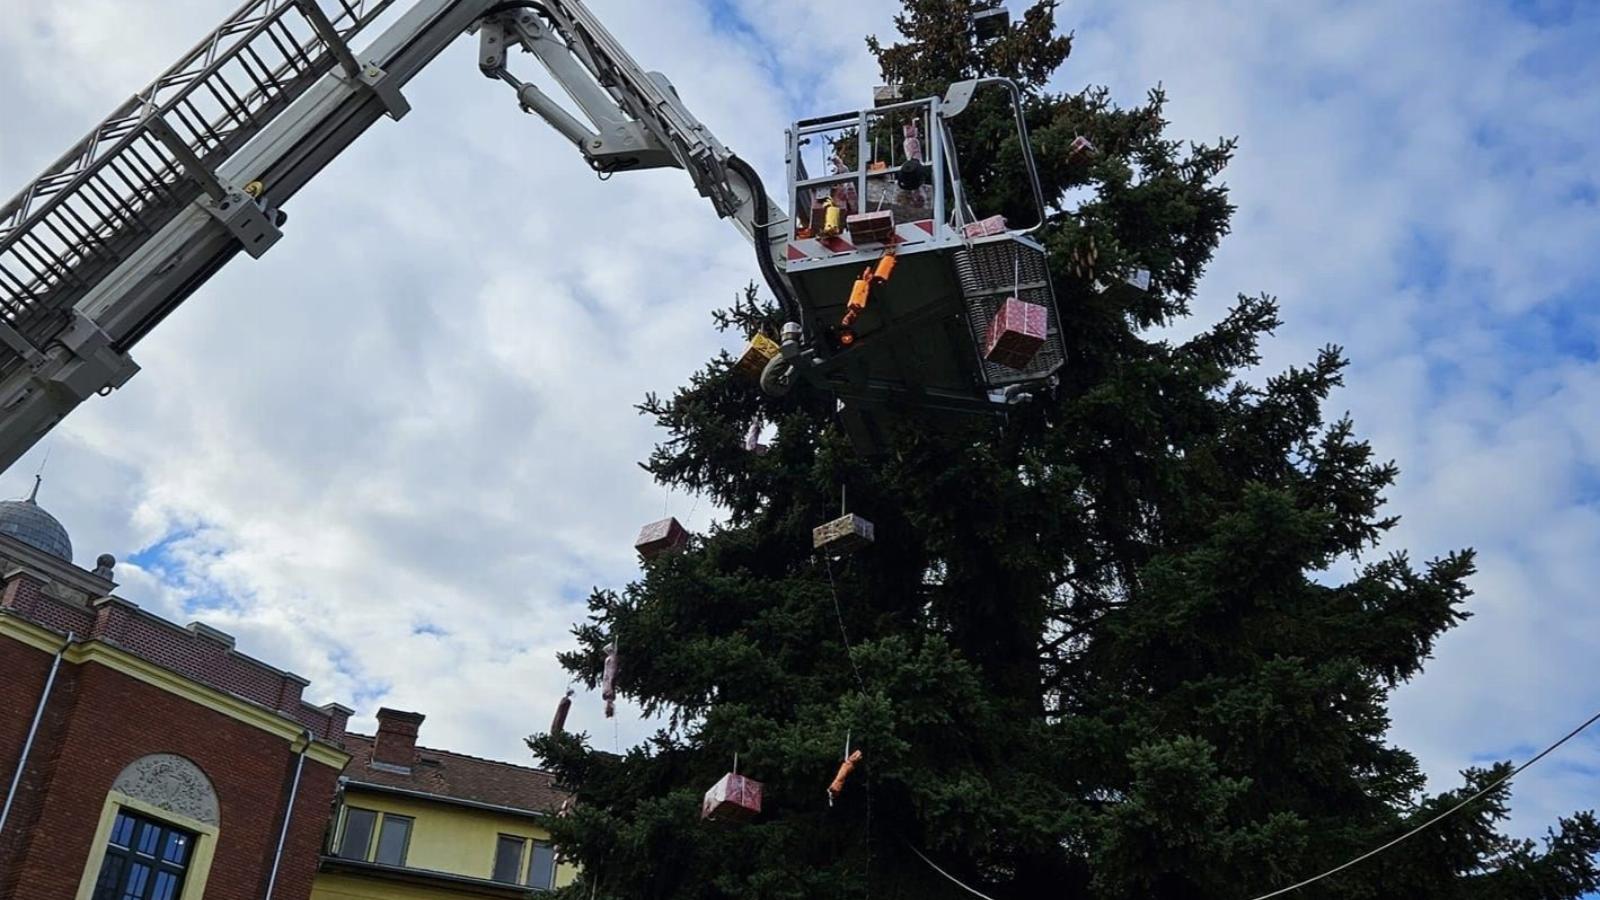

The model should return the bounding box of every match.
[905,707,1600,900]
[1244,707,1600,900]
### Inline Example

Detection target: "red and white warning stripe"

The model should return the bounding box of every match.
[786,219,937,263]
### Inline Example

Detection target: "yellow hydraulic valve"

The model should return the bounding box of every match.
[841,251,897,332]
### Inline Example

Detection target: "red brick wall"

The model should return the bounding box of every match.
[0,636,341,900]
[1,573,344,742]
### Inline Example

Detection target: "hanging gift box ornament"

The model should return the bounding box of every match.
[734,333,780,382]
[902,119,923,161]
[601,640,619,718]
[962,214,1008,239]
[550,687,574,735]
[813,513,874,553]
[701,771,764,823]
[635,517,689,559]
[847,210,895,245]
[744,419,769,455]
[1068,134,1097,159]
[983,297,1049,370]
[1094,268,1152,298]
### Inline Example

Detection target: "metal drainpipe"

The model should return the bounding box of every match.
[0,629,74,842]
[263,728,315,900]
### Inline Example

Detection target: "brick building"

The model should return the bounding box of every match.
[0,480,352,900]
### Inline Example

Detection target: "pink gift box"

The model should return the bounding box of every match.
[847,210,895,244]
[701,772,763,823]
[962,214,1008,238]
[983,297,1049,370]
[635,517,689,559]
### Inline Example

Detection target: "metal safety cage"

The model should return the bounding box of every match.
[779,78,1063,416]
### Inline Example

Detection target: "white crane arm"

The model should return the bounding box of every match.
[0,0,788,473]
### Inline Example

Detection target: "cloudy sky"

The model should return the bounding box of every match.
[1,0,1596,857]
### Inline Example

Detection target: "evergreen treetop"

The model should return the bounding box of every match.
[530,3,1600,898]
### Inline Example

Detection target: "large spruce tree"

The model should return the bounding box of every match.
[529,2,1600,897]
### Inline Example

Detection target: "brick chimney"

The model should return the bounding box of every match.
[372,708,425,769]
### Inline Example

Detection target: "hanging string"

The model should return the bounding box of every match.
[906,841,999,900]
[821,534,874,896]
[823,556,868,694]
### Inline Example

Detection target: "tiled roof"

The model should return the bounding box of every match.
[342,732,568,815]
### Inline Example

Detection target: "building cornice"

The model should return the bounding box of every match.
[0,612,350,769]
[0,527,114,596]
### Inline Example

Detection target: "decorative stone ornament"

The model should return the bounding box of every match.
[112,754,220,826]
[813,513,874,553]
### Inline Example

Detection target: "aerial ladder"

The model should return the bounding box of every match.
[0,0,1062,468]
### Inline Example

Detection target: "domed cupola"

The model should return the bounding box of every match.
[0,475,73,561]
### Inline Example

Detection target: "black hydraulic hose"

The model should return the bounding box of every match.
[725,154,802,326]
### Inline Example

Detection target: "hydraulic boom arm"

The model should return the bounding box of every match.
[0,0,788,473]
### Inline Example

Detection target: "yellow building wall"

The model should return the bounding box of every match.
[311,788,577,900]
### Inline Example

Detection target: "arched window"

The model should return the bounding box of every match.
[77,755,221,900]
[89,809,195,900]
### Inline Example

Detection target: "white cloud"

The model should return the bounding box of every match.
[2,0,1597,847]
[1068,0,1600,839]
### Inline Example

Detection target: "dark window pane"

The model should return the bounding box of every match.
[337,808,378,860]
[120,862,150,900]
[110,813,136,847]
[528,841,556,889]
[160,830,190,866]
[96,811,192,900]
[91,853,125,900]
[374,816,411,866]
[492,835,524,883]
[135,822,159,856]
